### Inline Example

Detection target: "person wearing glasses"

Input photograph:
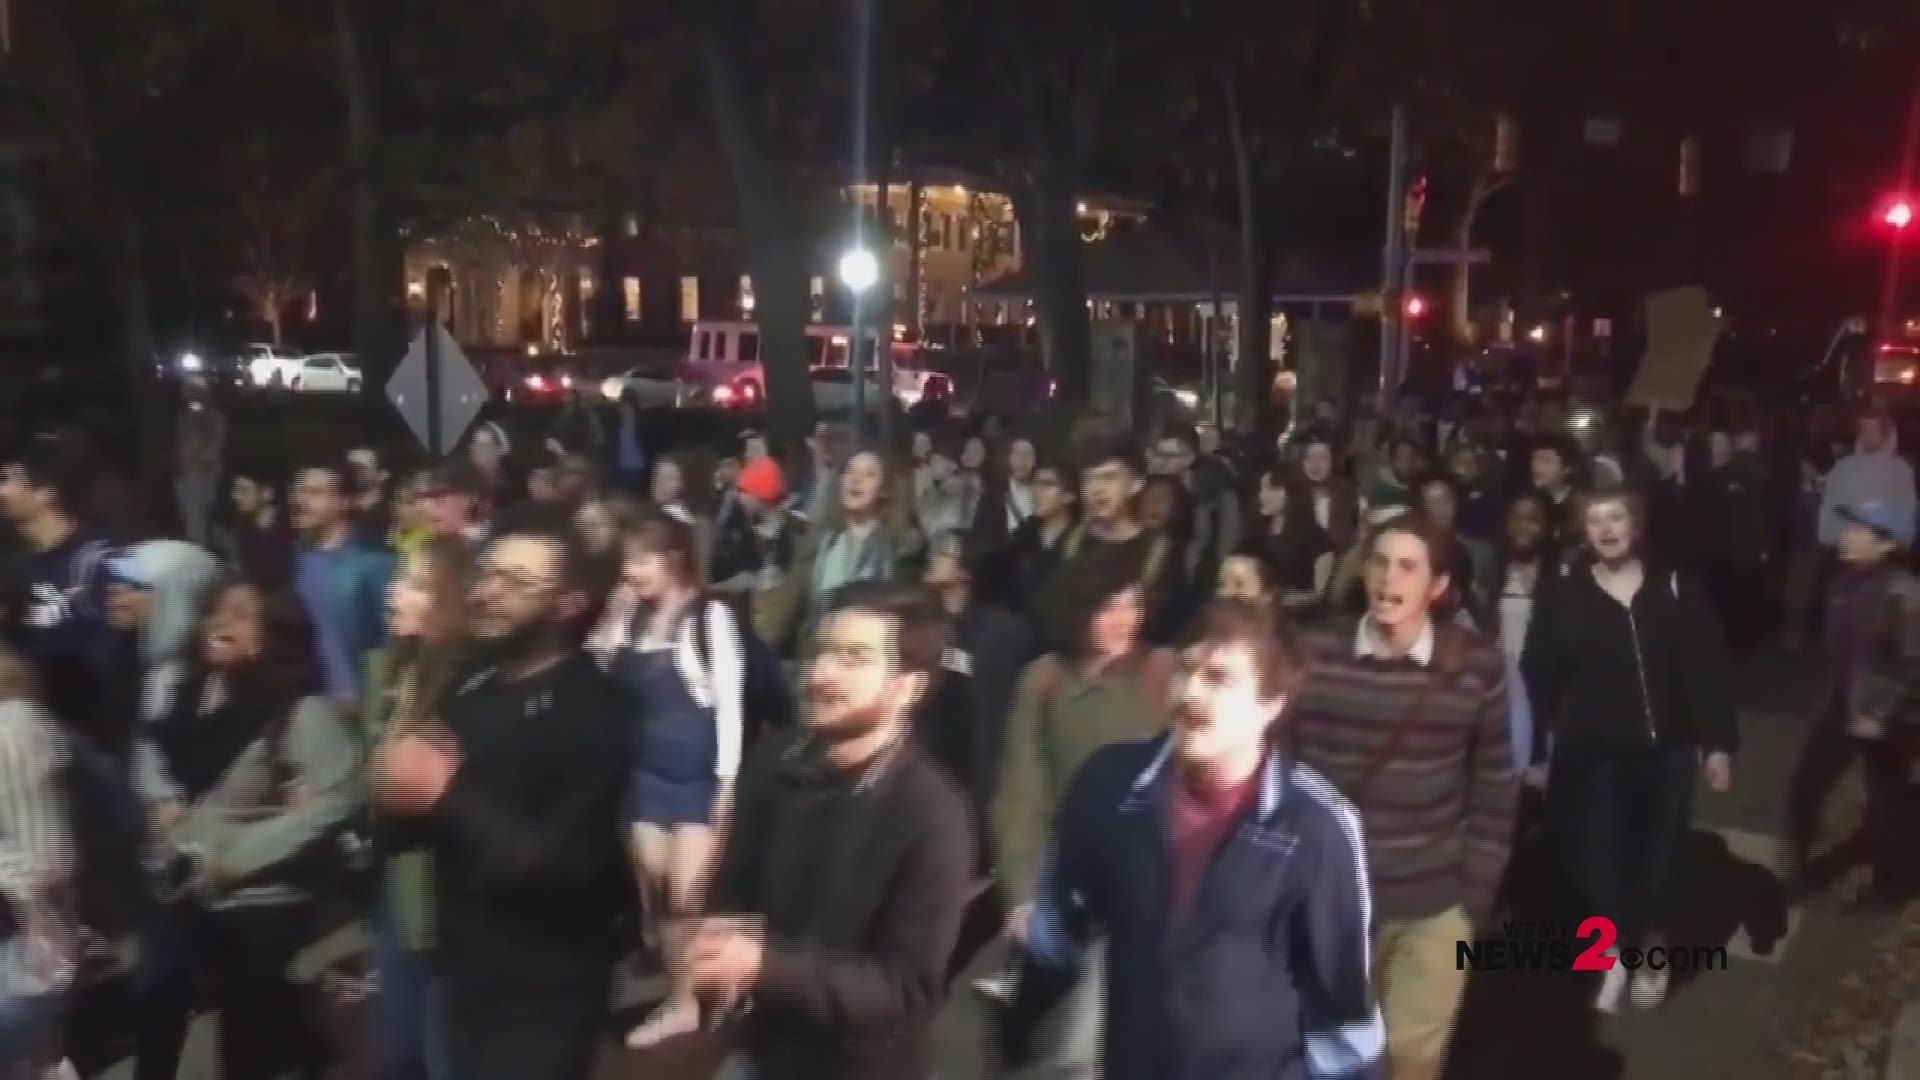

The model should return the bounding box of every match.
[373,516,630,1080]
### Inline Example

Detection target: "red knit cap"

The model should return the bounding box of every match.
[736,456,787,505]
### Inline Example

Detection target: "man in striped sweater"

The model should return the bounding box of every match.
[1292,514,1518,1080]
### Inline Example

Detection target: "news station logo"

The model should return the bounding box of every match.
[1456,917,1729,973]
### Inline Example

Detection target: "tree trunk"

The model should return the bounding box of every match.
[1018,166,1092,409]
[14,0,167,498]
[334,0,392,381]
[1223,77,1273,425]
[692,4,814,452]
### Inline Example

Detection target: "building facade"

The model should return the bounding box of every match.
[402,168,1148,351]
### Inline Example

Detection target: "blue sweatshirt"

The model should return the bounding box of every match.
[1013,737,1386,1080]
[294,537,395,702]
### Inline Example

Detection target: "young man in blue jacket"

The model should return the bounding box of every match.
[290,457,396,714]
[1003,598,1385,1080]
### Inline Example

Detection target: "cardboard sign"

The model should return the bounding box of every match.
[1626,287,1722,410]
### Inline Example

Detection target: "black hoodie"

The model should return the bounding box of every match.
[1522,558,1739,757]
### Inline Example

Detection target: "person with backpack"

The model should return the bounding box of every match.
[587,508,744,1050]
[1292,513,1517,1080]
[0,646,77,1080]
[131,579,361,1080]
[1522,485,1737,1014]
[986,544,1177,1066]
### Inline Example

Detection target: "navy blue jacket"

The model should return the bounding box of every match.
[1009,736,1385,1080]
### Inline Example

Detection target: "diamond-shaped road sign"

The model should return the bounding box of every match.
[387,324,487,456]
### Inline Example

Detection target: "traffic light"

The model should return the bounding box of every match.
[1405,295,1429,318]
[1884,198,1915,230]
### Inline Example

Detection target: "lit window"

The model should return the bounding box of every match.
[739,274,755,315]
[624,214,640,238]
[623,277,642,321]
[680,276,700,323]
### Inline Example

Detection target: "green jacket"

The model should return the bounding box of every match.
[990,648,1174,901]
[364,651,435,952]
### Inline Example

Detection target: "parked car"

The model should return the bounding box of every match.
[241,343,306,388]
[288,352,363,392]
[599,355,688,406]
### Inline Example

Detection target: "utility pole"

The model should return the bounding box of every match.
[1378,106,1409,408]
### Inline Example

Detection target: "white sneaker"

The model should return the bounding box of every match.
[1629,966,1669,1010]
[1592,949,1627,1014]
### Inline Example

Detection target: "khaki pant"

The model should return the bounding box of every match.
[1373,905,1470,1080]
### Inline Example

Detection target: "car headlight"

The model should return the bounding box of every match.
[178,352,204,373]
[601,377,623,400]
[1174,388,1199,409]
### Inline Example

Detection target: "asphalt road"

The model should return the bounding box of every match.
[85,647,1873,1080]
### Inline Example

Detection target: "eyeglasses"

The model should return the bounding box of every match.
[476,566,558,594]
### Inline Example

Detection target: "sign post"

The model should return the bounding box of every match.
[388,321,487,458]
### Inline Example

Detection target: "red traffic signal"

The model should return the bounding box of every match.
[1884,198,1915,230]
[1404,295,1429,318]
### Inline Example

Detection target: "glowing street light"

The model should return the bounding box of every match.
[838,247,880,294]
[1527,324,1549,344]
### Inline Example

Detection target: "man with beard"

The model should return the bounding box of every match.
[374,516,630,1080]
[687,581,973,1080]
[1003,599,1383,1080]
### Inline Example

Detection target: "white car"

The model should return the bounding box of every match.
[599,356,687,406]
[241,343,305,388]
[287,352,363,392]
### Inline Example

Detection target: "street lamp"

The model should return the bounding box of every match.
[839,246,881,435]
[838,247,879,294]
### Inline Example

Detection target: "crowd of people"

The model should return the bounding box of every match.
[0,383,1914,1080]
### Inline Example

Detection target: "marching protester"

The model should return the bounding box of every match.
[365,536,477,1080]
[133,580,361,1080]
[1003,598,1384,1080]
[588,509,745,1049]
[290,458,397,712]
[804,449,910,624]
[690,582,974,1080]
[1292,514,1518,1080]
[988,460,1079,619]
[373,517,631,1080]
[1252,465,1335,617]
[1784,500,1920,908]
[103,540,222,732]
[172,384,227,549]
[1818,407,1916,562]
[970,435,1039,554]
[1296,432,1360,555]
[1522,485,1738,1012]
[988,546,1175,1058]
[0,647,76,1080]
[215,472,294,589]
[348,446,397,548]
[1,435,117,751]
